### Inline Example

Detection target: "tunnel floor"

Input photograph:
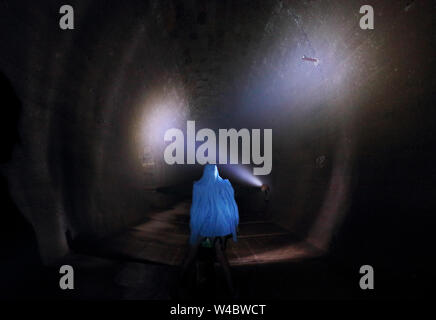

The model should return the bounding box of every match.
[26,200,420,300]
[38,200,346,300]
[92,201,322,266]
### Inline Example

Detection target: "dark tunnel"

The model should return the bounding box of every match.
[0,0,435,300]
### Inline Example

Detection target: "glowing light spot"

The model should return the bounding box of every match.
[220,164,263,187]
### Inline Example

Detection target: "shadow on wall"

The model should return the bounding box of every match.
[0,71,41,297]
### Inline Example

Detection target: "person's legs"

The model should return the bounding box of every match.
[214,237,235,296]
[180,237,203,283]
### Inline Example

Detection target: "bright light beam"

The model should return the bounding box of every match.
[220,164,263,187]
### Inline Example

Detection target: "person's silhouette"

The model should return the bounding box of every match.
[180,164,239,296]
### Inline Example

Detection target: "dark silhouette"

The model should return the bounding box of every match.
[181,165,239,297]
[0,71,41,299]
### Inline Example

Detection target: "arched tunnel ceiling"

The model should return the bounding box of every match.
[0,0,434,263]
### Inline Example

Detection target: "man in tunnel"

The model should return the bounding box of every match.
[180,164,239,296]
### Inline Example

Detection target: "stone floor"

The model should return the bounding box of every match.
[92,201,322,267]
[5,201,429,300]
[30,200,426,300]
[39,200,332,300]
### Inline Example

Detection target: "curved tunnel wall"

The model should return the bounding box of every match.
[0,0,434,264]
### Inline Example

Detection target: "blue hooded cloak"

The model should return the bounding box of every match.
[189,164,239,245]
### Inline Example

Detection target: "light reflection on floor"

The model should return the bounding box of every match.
[95,201,323,266]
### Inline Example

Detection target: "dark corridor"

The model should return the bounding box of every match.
[0,0,435,302]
